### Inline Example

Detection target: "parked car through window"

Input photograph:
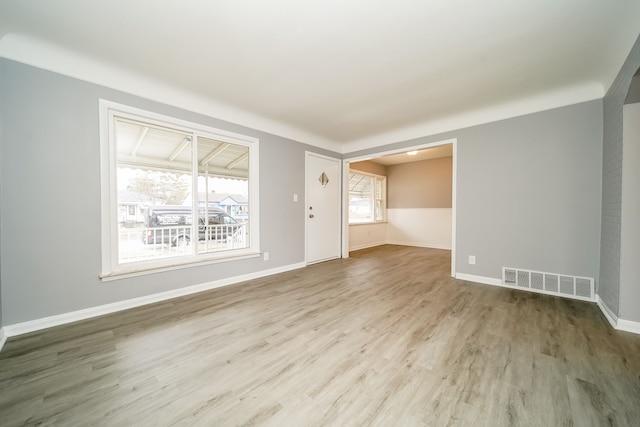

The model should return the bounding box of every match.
[142,206,241,247]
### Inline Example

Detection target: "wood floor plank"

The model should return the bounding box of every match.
[1,245,639,426]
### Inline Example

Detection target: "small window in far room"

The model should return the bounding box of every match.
[348,171,386,224]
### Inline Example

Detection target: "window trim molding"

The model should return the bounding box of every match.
[100,252,262,282]
[348,170,387,225]
[99,99,260,279]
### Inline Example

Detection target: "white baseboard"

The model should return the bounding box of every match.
[349,240,451,251]
[349,241,450,252]
[454,273,503,286]
[456,272,597,303]
[596,294,640,334]
[386,240,451,250]
[617,319,640,334]
[0,328,6,352]
[3,262,306,339]
[455,281,639,336]
[349,241,386,252]
[596,294,618,328]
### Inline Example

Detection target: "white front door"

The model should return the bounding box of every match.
[306,152,341,263]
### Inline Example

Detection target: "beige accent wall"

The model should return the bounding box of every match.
[387,157,452,208]
[350,160,387,176]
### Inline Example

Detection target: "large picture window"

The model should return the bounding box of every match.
[348,171,386,224]
[100,101,259,278]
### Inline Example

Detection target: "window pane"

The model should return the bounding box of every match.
[101,101,260,276]
[349,173,374,223]
[348,172,386,224]
[196,137,249,253]
[115,118,193,263]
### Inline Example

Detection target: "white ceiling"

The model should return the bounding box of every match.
[1,1,639,153]
[371,144,453,166]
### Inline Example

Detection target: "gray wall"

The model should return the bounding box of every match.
[625,71,640,104]
[0,59,3,330]
[600,34,640,317]
[621,102,640,322]
[0,53,626,326]
[346,100,603,281]
[0,59,338,326]
[387,157,452,209]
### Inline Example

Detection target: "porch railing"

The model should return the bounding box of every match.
[118,224,248,263]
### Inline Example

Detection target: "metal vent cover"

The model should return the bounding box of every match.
[502,267,594,301]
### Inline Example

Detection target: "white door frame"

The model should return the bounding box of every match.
[342,138,457,277]
[305,151,342,264]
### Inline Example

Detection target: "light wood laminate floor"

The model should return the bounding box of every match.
[1,245,639,426]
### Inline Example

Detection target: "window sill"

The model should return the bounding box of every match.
[100,251,262,282]
[348,221,388,226]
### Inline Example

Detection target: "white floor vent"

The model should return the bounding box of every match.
[502,267,594,302]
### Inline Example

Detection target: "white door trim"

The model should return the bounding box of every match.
[342,138,457,277]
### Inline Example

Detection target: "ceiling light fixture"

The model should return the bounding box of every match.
[407,151,418,156]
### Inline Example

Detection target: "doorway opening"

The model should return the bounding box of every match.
[342,138,457,277]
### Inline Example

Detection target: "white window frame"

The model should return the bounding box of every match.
[348,171,386,224]
[99,100,260,280]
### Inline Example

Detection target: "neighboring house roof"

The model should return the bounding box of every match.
[219,194,248,205]
[118,190,153,204]
[197,193,248,205]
